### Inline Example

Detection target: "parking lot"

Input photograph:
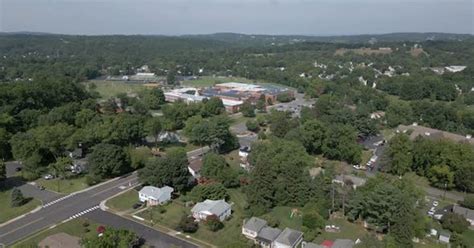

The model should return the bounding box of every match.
[268,93,315,117]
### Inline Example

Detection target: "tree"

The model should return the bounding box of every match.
[299,120,327,154]
[268,110,292,138]
[387,134,413,176]
[240,100,256,117]
[201,153,239,187]
[391,193,416,248]
[167,69,177,85]
[142,88,165,110]
[189,183,229,202]
[87,143,131,179]
[145,117,162,145]
[322,124,361,164]
[201,97,225,117]
[246,120,259,132]
[0,128,11,160]
[428,165,454,189]
[184,116,238,153]
[139,148,191,193]
[48,157,72,192]
[205,215,224,232]
[256,95,266,112]
[441,213,469,233]
[178,216,198,233]
[386,101,414,127]
[81,228,141,248]
[276,92,294,102]
[0,161,5,186]
[460,195,474,210]
[11,188,25,207]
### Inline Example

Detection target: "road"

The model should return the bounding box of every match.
[85,210,197,248]
[0,174,141,246]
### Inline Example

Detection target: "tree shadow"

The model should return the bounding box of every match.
[0,176,26,191]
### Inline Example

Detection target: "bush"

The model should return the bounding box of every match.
[205,215,224,232]
[246,120,259,132]
[189,183,229,202]
[460,195,474,210]
[260,214,280,228]
[85,174,102,186]
[441,212,469,233]
[11,188,25,207]
[178,216,198,233]
[276,92,294,103]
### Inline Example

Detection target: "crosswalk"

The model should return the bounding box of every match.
[42,193,77,208]
[66,205,100,221]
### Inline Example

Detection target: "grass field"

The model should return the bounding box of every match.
[313,217,369,243]
[268,206,303,230]
[106,189,139,212]
[0,189,40,224]
[84,80,146,99]
[181,76,257,87]
[36,176,88,194]
[12,218,100,247]
[462,229,474,247]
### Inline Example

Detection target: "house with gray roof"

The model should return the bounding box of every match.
[273,227,303,248]
[257,227,283,248]
[452,205,474,226]
[191,199,231,222]
[138,186,173,206]
[302,242,325,248]
[242,217,268,240]
[332,239,355,248]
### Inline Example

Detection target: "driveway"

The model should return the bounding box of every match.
[85,210,198,248]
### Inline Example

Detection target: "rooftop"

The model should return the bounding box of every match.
[257,226,282,243]
[332,239,355,248]
[191,199,231,217]
[274,227,303,246]
[397,124,473,145]
[243,217,267,233]
[139,186,174,200]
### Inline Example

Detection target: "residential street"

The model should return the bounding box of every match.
[85,210,198,248]
[0,173,141,246]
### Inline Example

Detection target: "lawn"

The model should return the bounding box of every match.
[313,218,369,243]
[106,189,139,212]
[12,217,100,247]
[0,189,40,224]
[36,176,88,194]
[268,206,303,230]
[83,80,146,99]
[181,76,257,88]
[462,229,474,247]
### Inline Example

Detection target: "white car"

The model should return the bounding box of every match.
[43,174,54,180]
[433,201,439,207]
[428,210,435,216]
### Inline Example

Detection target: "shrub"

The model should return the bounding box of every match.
[260,214,280,228]
[276,92,294,103]
[205,215,224,232]
[441,212,469,233]
[11,188,25,207]
[246,120,259,132]
[178,216,198,233]
[85,174,102,186]
[460,195,474,210]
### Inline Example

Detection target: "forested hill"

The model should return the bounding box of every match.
[184,32,473,46]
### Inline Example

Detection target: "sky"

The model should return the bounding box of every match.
[0,0,473,35]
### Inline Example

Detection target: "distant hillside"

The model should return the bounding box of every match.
[183,32,473,46]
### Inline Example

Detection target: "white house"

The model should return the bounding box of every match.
[138,186,173,206]
[191,199,231,222]
[273,228,303,248]
[242,217,268,240]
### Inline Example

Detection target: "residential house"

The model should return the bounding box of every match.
[242,217,268,240]
[191,199,232,222]
[273,228,304,248]
[138,186,174,206]
[302,242,325,248]
[452,205,474,226]
[257,226,283,248]
[439,231,451,243]
[332,239,355,248]
[188,157,203,179]
[333,175,367,189]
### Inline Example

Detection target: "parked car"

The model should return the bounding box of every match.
[43,174,54,180]
[353,164,366,170]
[428,210,435,216]
[132,202,143,209]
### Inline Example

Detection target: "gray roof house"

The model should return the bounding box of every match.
[242,217,268,240]
[257,227,283,248]
[332,239,355,248]
[191,199,232,222]
[273,227,304,248]
[302,242,325,248]
[452,205,474,226]
[138,186,173,206]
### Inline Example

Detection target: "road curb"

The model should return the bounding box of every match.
[0,206,41,228]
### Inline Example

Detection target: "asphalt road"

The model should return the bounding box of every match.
[85,210,198,248]
[0,173,140,246]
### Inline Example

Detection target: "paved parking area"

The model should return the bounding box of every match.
[268,93,315,117]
